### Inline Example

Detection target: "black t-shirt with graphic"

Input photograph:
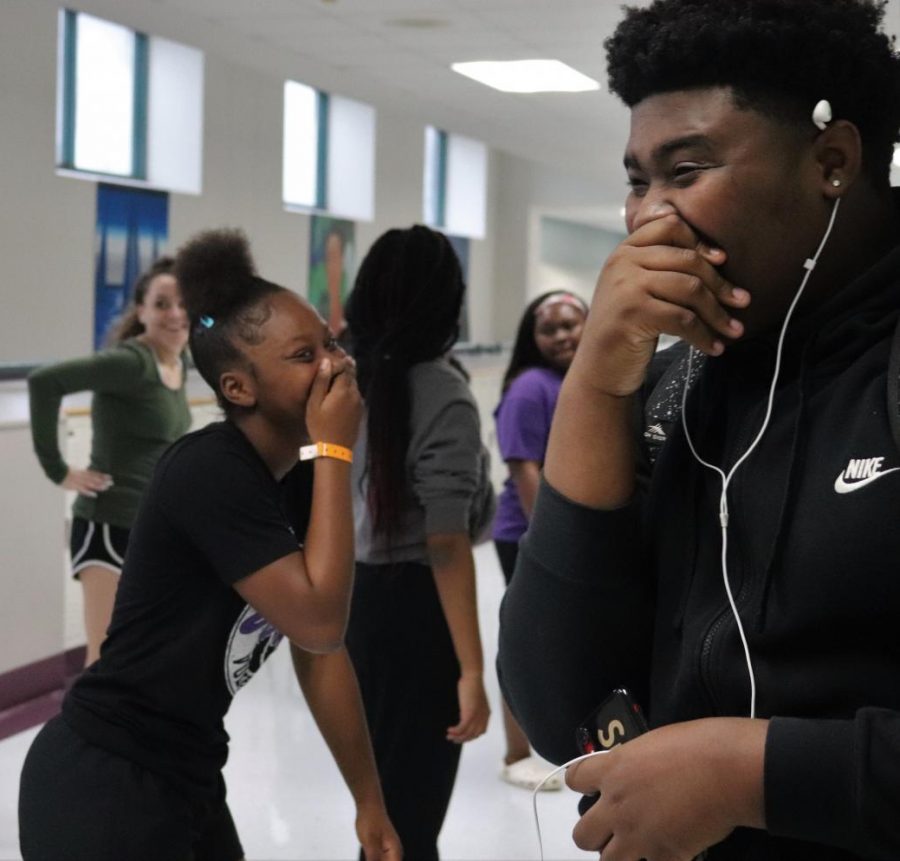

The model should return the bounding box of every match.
[63,421,312,800]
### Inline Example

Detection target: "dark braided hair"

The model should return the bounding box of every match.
[106,256,176,345]
[606,0,900,181]
[174,229,285,415]
[501,290,588,394]
[345,225,465,540]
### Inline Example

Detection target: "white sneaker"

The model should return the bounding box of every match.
[500,756,562,791]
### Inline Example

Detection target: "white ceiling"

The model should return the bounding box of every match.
[73,0,900,207]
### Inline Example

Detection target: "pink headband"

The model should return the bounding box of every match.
[535,293,587,318]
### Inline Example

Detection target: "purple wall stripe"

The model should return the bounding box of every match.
[0,647,85,741]
[0,690,65,741]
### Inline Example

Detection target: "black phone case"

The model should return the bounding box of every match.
[575,688,648,816]
[576,687,649,755]
[574,691,707,858]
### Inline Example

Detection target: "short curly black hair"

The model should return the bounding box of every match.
[606,0,900,180]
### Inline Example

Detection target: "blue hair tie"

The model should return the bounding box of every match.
[199,315,215,329]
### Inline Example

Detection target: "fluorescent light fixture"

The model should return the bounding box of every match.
[893,144,900,169]
[451,59,599,93]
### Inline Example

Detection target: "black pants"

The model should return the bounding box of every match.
[19,716,243,861]
[494,539,520,586]
[346,560,462,861]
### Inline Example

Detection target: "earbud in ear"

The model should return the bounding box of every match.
[812,99,833,131]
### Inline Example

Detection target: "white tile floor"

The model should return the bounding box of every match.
[0,543,593,861]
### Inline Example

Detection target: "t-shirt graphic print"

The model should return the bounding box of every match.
[226,605,285,695]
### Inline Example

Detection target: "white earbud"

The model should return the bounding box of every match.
[812,99,833,130]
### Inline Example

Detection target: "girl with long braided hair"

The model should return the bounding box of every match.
[345,225,495,860]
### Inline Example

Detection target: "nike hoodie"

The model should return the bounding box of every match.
[499,231,900,859]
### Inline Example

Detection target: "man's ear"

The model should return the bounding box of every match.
[813,119,863,198]
[219,368,257,409]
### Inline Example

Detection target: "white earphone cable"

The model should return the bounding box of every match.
[531,750,610,861]
[681,197,841,719]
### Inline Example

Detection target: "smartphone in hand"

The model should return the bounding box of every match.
[574,690,707,860]
[576,687,648,754]
[575,688,648,816]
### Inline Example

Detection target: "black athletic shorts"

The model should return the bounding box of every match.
[69,516,130,579]
[19,716,244,861]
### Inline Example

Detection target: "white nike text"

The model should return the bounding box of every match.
[834,457,900,494]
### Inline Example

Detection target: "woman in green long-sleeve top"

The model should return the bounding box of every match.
[29,257,191,666]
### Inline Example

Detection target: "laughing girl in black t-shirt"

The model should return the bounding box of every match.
[19,230,401,861]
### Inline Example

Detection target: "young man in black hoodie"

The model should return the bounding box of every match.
[498,1,900,859]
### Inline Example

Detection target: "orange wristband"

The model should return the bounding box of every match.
[299,441,353,464]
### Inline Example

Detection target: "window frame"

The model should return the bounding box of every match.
[57,8,204,195]
[424,126,449,228]
[58,9,150,181]
[283,83,332,214]
[424,126,486,239]
[283,83,375,221]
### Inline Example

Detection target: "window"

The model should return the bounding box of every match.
[57,9,204,194]
[64,13,137,176]
[283,82,322,209]
[283,81,375,220]
[423,127,487,239]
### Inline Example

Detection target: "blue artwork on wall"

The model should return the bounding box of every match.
[93,184,169,349]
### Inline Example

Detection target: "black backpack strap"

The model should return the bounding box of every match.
[640,341,704,467]
[888,314,900,454]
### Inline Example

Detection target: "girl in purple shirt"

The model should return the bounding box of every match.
[493,290,588,790]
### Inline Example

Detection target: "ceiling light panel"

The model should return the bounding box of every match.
[451,59,599,93]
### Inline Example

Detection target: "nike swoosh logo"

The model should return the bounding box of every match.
[834,467,900,494]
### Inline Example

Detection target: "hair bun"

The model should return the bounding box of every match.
[174,228,258,321]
